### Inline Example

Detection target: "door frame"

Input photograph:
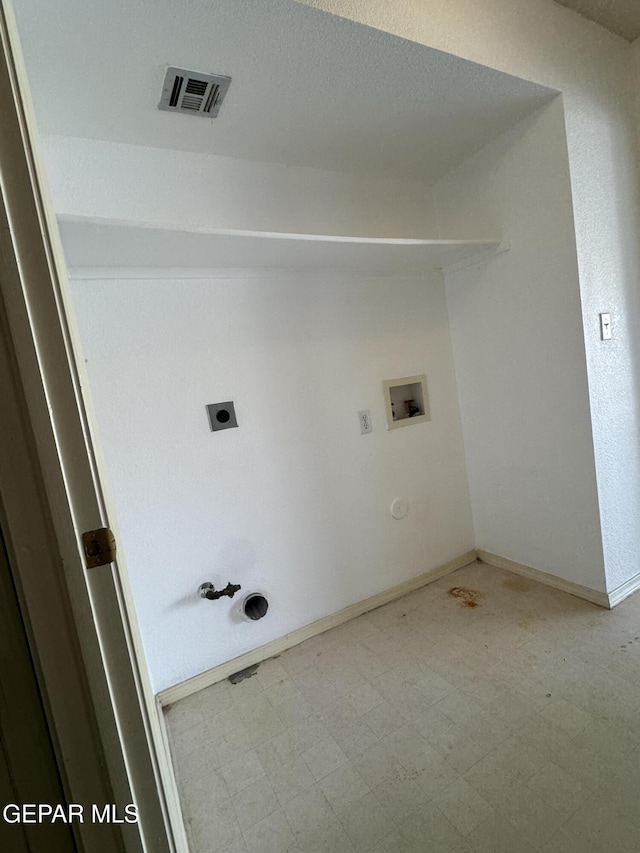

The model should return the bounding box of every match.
[0,522,77,853]
[0,2,184,850]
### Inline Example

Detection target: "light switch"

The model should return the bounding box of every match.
[600,313,612,341]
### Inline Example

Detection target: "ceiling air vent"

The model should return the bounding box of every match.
[158,66,231,118]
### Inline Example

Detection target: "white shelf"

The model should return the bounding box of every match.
[58,216,504,277]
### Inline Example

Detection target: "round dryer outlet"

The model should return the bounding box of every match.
[390,498,409,520]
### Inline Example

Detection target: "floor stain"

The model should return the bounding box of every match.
[503,575,533,592]
[228,663,259,684]
[447,586,483,608]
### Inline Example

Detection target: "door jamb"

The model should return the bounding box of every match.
[0,1,184,850]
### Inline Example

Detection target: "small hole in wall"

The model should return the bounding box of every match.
[216,409,231,423]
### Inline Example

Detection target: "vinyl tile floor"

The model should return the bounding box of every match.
[164,561,640,852]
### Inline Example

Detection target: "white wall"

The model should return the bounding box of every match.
[433,99,604,589]
[42,136,440,238]
[70,272,474,693]
[47,0,640,591]
[40,1,640,694]
[296,0,640,593]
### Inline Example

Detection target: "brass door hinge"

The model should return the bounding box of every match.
[82,527,116,568]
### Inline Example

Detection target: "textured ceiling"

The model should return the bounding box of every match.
[13,0,554,182]
[553,0,640,41]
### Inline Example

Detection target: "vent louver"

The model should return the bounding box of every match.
[159,67,231,118]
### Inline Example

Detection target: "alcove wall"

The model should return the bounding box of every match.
[58,99,607,693]
[434,98,605,590]
[70,268,473,693]
[13,0,624,693]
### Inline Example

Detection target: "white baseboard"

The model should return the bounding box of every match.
[159,548,630,708]
[477,550,610,608]
[607,571,640,608]
[157,549,478,707]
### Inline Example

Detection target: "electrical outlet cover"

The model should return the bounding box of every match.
[358,410,372,434]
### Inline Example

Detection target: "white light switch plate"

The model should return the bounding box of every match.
[600,313,612,340]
